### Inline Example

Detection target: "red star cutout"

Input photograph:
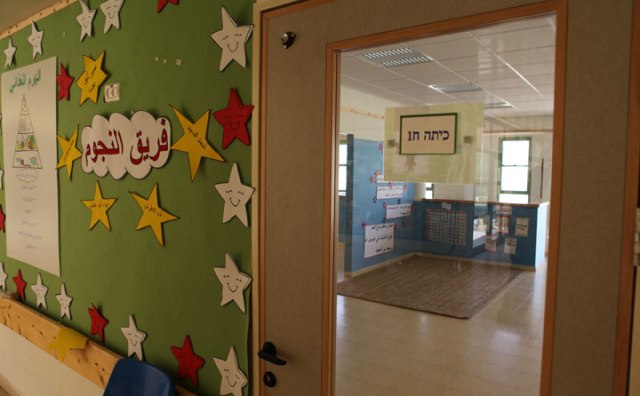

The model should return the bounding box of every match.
[157,0,179,12]
[88,304,109,343]
[214,88,254,150]
[56,63,74,101]
[12,270,26,301]
[171,335,205,387]
[0,204,5,233]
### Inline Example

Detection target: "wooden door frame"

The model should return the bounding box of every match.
[254,1,569,395]
[613,0,640,393]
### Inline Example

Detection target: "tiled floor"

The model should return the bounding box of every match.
[335,260,546,396]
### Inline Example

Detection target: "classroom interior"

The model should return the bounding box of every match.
[333,15,552,395]
[0,1,638,396]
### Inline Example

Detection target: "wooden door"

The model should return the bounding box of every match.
[257,0,565,394]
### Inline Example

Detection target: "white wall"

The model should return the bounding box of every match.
[0,325,101,396]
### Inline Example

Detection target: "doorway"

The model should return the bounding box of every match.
[334,15,555,394]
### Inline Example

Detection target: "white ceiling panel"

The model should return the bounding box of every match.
[474,26,556,54]
[340,14,557,118]
[501,46,555,66]
[413,37,483,60]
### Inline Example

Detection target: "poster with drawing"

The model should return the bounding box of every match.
[1,57,60,275]
[364,223,394,258]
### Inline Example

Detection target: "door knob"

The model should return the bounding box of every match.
[258,341,287,366]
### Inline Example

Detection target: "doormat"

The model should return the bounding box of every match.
[337,255,522,319]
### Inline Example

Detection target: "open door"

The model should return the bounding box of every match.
[256,1,567,395]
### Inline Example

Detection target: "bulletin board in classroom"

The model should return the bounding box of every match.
[0,1,254,395]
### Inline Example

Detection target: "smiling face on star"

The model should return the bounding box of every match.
[222,273,246,293]
[223,188,246,207]
[78,14,93,29]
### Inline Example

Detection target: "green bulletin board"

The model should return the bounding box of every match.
[0,1,253,394]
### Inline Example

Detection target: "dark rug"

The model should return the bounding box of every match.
[337,256,521,319]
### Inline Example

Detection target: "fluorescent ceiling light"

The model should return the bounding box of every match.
[358,47,434,68]
[429,81,482,94]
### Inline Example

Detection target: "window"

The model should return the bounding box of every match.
[499,138,531,204]
[338,143,348,196]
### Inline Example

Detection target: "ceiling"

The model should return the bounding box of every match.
[0,1,59,35]
[341,15,556,123]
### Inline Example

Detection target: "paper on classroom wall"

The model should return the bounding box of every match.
[214,346,247,396]
[215,163,255,227]
[56,283,73,319]
[76,1,96,41]
[364,223,394,258]
[4,38,16,69]
[213,253,252,313]
[504,237,517,255]
[0,262,7,290]
[376,184,404,199]
[210,6,253,71]
[31,273,48,308]
[121,315,146,360]
[48,327,88,362]
[82,181,116,230]
[56,127,82,179]
[131,184,178,246]
[171,335,205,387]
[81,112,171,179]
[27,22,43,60]
[76,52,108,105]
[171,106,223,181]
[485,236,497,252]
[56,63,74,101]
[1,57,60,275]
[515,217,530,237]
[100,0,124,34]
[386,203,411,219]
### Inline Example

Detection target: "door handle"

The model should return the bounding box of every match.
[258,341,287,366]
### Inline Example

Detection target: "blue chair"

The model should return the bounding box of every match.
[104,359,175,396]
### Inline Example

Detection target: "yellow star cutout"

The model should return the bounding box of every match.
[130,184,178,246]
[76,51,108,105]
[56,127,83,179]
[171,106,224,181]
[82,181,117,230]
[48,327,88,362]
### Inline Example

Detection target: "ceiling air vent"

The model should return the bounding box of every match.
[358,47,433,68]
[484,101,513,109]
[429,81,482,94]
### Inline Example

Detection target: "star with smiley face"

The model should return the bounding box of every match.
[214,346,247,396]
[214,88,254,149]
[76,0,96,41]
[100,0,124,34]
[215,163,255,227]
[210,6,254,71]
[213,254,251,313]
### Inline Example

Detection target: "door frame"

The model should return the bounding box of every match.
[254,1,571,395]
[614,0,640,393]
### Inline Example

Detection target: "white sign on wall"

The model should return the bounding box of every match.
[1,57,60,275]
[376,185,404,199]
[81,112,171,179]
[364,223,394,258]
[400,113,457,155]
[386,203,411,219]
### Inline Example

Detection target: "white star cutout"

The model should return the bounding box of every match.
[210,6,253,71]
[213,254,252,313]
[215,163,255,227]
[4,38,16,69]
[100,0,124,34]
[121,315,146,360]
[27,22,43,59]
[213,347,247,396]
[76,0,96,41]
[0,262,7,290]
[31,273,48,309]
[56,283,73,319]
